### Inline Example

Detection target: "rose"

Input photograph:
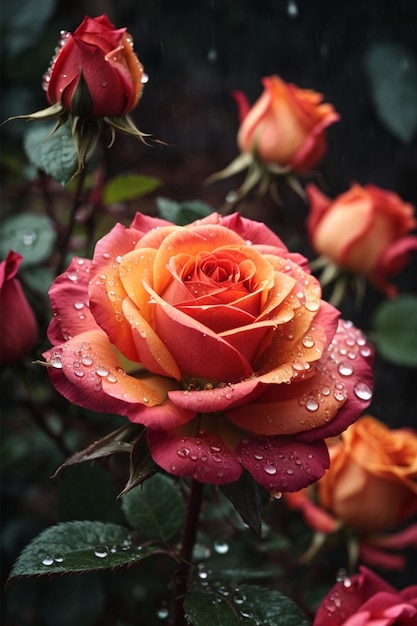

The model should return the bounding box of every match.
[44,212,373,491]
[0,251,38,365]
[44,14,145,117]
[235,75,339,171]
[314,566,417,626]
[318,416,417,533]
[307,183,417,296]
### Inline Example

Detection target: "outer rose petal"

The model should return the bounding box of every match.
[168,377,263,413]
[238,436,330,491]
[313,566,398,626]
[297,320,374,442]
[47,257,96,344]
[89,224,142,361]
[147,428,242,484]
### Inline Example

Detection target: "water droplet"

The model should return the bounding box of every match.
[96,366,110,377]
[233,592,246,605]
[353,382,372,401]
[82,356,93,366]
[272,490,283,500]
[264,465,277,475]
[94,546,109,558]
[197,564,209,579]
[213,540,229,555]
[42,556,54,566]
[302,335,315,348]
[225,190,238,203]
[101,81,108,87]
[50,354,63,368]
[141,73,150,84]
[106,373,117,383]
[360,345,372,358]
[305,299,320,312]
[338,362,353,376]
[73,302,84,310]
[74,369,85,377]
[157,607,168,619]
[286,468,294,475]
[305,398,319,412]
[177,447,190,458]
[54,555,64,563]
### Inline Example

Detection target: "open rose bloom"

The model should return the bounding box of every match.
[44,213,374,492]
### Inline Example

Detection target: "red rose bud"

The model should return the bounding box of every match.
[0,251,38,365]
[43,14,146,118]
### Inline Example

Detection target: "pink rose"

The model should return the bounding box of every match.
[44,212,373,490]
[0,251,38,365]
[314,566,417,626]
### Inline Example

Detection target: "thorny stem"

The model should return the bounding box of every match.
[55,167,87,276]
[167,478,204,626]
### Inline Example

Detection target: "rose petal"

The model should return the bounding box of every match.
[169,377,262,413]
[238,436,330,491]
[129,212,173,234]
[298,320,374,442]
[43,329,143,415]
[122,297,181,380]
[144,283,254,382]
[152,225,247,295]
[147,427,242,484]
[48,257,96,344]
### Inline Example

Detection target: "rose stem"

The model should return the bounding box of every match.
[55,167,87,276]
[167,478,205,626]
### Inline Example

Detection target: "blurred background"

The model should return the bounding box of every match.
[1,1,417,624]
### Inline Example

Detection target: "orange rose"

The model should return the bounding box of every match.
[236,75,339,171]
[43,212,374,491]
[307,183,417,296]
[318,416,417,533]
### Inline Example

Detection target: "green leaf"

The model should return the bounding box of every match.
[23,120,78,185]
[121,473,185,541]
[156,197,214,225]
[220,471,262,539]
[371,294,417,366]
[185,584,310,626]
[364,43,417,143]
[56,464,123,523]
[7,521,158,582]
[0,212,56,267]
[102,173,162,205]
[184,589,239,626]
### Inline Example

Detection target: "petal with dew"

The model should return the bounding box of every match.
[47,257,97,345]
[147,427,242,484]
[238,436,330,492]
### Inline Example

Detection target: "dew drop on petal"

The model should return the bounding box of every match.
[338,362,354,376]
[353,382,372,401]
[305,397,319,412]
[264,465,277,475]
[177,447,190,458]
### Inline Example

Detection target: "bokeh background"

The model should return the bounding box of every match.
[1,1,417,624]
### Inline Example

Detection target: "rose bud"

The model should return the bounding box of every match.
[318,416,417,533]
[42,212,374,492]
[0,251,38,365]
[43,14,145,118]
[236,75,339,171]
[307,183,417,296]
